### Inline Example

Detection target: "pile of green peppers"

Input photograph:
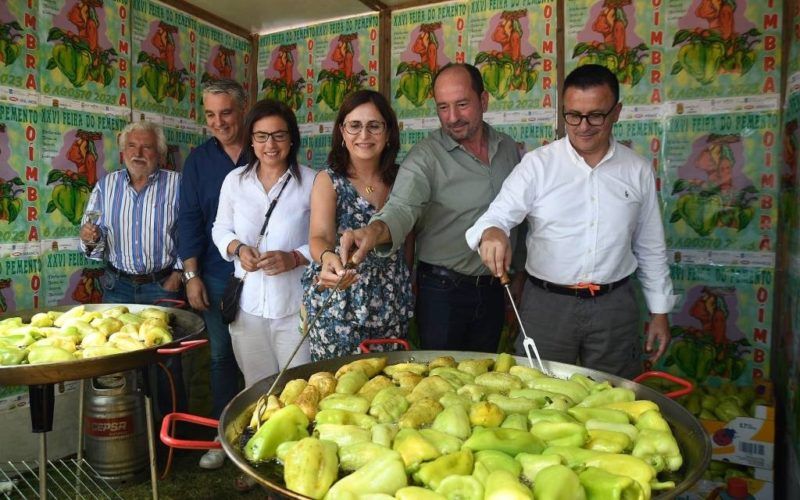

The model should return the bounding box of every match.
[136,52,189,104]
[0,177,24,223]
[473,52,542,100]
[46,28,117,88]
[677,382,764,422]
[317,69,367,111]
[662,328,750,381]
[572,42,648,87]
[671,28,761,85]
[261,77,305,112]
[241,353,686,499]
[394,62,434,108]
[45,170,92,226]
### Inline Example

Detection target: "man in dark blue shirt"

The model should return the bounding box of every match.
[177,79,246,469]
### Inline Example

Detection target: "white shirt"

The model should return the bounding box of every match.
[466,137,677,314]
[212,165,313,319]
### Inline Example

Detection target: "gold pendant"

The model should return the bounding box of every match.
[365,185,374,194]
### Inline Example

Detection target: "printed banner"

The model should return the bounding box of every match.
[613,118,663,193]
[565,0,663,106]
[0,0,38,105]
[493,122,556,156]
[655,264,773,387]
[38,106,127,241]
[391,2,468,122]
[299,133,332,171]
[788,5,800,93]
[664,0,781,101]
[38,0,131,115]
[197,21,251,119]
[0,102,39,255]
[468,0,557,114]
[257,28,311,122]
[41,248,104,307]
[0,254,42,313]
[163,124,204,172]
[783,92,800,255]
[308,14,380,124]
[662,111,780,254]
[131,0,197,123]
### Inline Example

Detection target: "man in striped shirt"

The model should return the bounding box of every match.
[80,120,186,414]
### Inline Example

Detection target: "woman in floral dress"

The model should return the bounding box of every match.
[302,90,413,361]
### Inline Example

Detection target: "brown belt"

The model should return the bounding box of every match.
[528,275,630,298]
[107,264,173,285]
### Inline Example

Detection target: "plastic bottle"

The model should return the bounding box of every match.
[718,477,755,500]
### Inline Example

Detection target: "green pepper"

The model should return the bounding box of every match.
[472,450,520,485]
[578,466,643,500]
[500,413,528,431]
[440,391,472,412]
[338,442,400,472]
[399,398,443,429]
[392,428,441,471]
[315,409,376,429]
[336,370,369,395]
[527,409,576,426]
[0,346,27,366]
[631,429,683,472]
[409,376,457,402]
[583,454,656,500]
[435,475,484,500]
[586,429,632,454]
[395,486,447,500]
[676,40,725,85]
[357,375,395,402]
[508,365,547,384]
[526,378,589,403]
[419,428,463,455]
[371,423,398,448]
[602,401,660,422]
[474,372,523,392]
[27,345,74,364]
[585,419,639,442]
[314,423,371,448]
[568,407,630,424]
[369,386,408,423]
[532,465,584,500]
[414,449,474,490]
[432,404,472,439]
[714,397,747,422]
[283,437,338,499]
[469,401,505,427]
[569,373,612,393]
[577,388,636,408]
[487,394,539,415]
[458,358,495,376]
[516,453,562,483]
[494,353,516,373]
[509,388,573,407]
[244,404,309,463]
[319,393,370,414]
[324,453,407,498]
[463,427,545,456]
[635,410,671,432]
[458,384,492,402]
[430,367,475,387]
[530,421,588,448]
[542,446,606,468]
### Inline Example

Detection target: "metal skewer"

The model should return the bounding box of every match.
[500,273,547,373]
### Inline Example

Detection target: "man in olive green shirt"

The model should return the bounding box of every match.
[339,63,523,352]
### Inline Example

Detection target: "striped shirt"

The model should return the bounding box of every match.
[81,169,182,275]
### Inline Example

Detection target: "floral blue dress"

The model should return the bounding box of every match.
[301,168,413,361]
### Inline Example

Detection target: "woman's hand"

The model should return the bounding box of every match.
[259,251,295,276]
[238,245,261,272]
[317,251,358,290]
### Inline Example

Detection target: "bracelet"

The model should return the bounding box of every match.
[318,249,336,264]
[233,242,246,258]
[291,250,302,268]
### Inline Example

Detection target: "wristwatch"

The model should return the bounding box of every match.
[181,271,198,285]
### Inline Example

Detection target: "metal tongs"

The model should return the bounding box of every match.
[500,273,548,373]
[252,259,357,424]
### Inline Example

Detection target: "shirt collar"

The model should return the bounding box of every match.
[435,122,499,154]
[564,136,618,168]
[124,168,161,185]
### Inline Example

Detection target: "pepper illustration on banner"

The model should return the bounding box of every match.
[671,0,761,84]
[262,44,305,111]
[45,0,117,88]
[474,10,542,100]
[317,34,367,111]
[572,0,648,86]
[136,22,189,104]
[663,286,751,382]
[45,129,102,226]
[669,134,757,237]
[0,17,22,67]
[0,124,24,224]
[201,45,235,84]
[0,278,13,313]
[71,268,104,304]
[395,23,441,107]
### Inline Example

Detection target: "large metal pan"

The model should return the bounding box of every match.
[210,351,711,499]
[0,303,206,385]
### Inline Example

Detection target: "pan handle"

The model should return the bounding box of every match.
[153,298,187,309]
[359,338,411,353]
[157,339,207,355]
[160,412,220,450]
[633,371,694,399]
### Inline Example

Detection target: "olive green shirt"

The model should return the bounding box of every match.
[373,123,522,276]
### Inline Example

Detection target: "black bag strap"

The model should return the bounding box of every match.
[241,172,292,281]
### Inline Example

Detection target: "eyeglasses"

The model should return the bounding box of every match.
[342,120,386,135]
[562,104,618,127]
[252,130,290,143]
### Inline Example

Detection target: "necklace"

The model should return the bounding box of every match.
[365,185,375,194]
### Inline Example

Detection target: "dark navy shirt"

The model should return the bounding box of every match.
[178,137,242,280]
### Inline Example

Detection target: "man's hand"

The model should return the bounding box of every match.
[339,221,390,265]
[161,271,182,292]
[645,313,671,364]
[317,251,358,289]
[238,245,261,272]
[259,250,294,276]
[185,277,209,311]
[79,222,100,245]
[478,227,511,277]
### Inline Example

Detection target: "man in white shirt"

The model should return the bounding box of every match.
[465,64,676,379]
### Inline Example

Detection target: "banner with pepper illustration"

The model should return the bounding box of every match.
[782,92,800,255]
[0,0,38,105]
[655,264,773,387]
[41,248,105,306]
[664,0,781,101]
[0,103,40,251]
[163,125,203,172]
[257,28,311,122]
[131,0,197,122]
[38,0,130,115]
[39,106,128,240]
[565,0,663,106]
[309,14,379,124]
[197,21,251,121]
[0,255,41,313]
[391,2,468,121]
[299,132,332,171]
[468,1,556,113]
[662,111,780,253]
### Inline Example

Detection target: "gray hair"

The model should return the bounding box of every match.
[202,79,247,109]
[118,121,168,161]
